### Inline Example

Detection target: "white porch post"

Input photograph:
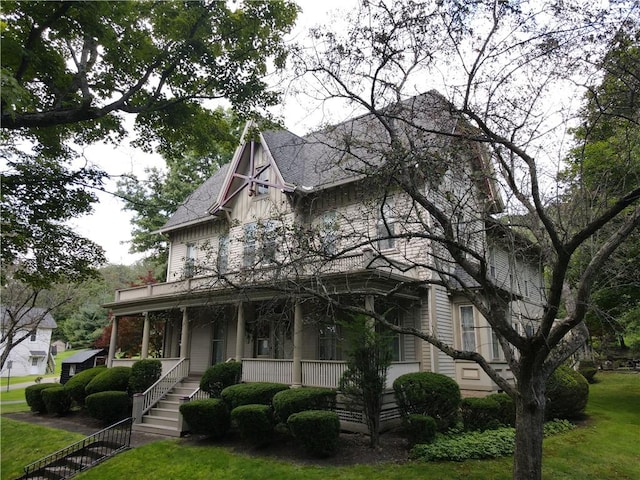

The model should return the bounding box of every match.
[180,308,190,359]
[292,301,303,387]
[141,312,150,359]
[235,302,245,362]
[107,316,118,367]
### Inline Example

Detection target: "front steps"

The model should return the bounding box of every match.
[132,378,200,437]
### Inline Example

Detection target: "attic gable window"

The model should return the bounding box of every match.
[255,165,269,196]
[377,201,396,250]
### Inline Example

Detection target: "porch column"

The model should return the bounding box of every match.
[170,320,180,357]
[141,312,150,359]
[292,301,303,387]
[107,316,118,367]
[235,302,245,362]
[180,308,190,359]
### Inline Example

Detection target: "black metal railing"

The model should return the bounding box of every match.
[21,417,132,480]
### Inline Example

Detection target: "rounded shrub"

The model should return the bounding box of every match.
[545,365,589,420]
[460,397,502,431]
[404,414,437,446]
[231,404,274,446]
[179,398,230,438]
[220,382,289,410]
[485,393,515,427]
[287,410,341,457]
[129,359,162,394]
[577,359,598,384]
[25,383,62,413]
[200,361,242,397]
[64,366,106,405]
[41,387,72,416]
[393,372,461,432]
[85,391,131,424]
[85,367,131,396]
[272,387,337,423]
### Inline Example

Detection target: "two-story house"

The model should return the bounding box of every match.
[1,306,57,377]
[105,91,544,435]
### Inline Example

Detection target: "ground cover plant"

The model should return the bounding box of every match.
[1,373,638,480]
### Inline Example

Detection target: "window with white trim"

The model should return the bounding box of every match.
[217,235,229,274]
[377,201,396,250]
[318,324,340,360]
[29,331,36,342]
[184,243,196,278]
[321,211,337,256]
[262,221,277,264]
[460,305,476,351]
[255,164,269,196]
[491,328,503,360]
[243,223,256,268]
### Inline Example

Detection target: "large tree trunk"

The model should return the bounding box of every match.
[513,372,546,480]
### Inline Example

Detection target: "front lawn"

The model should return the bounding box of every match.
[1,372,638,480]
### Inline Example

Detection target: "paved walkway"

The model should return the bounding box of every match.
[3,376,59,391]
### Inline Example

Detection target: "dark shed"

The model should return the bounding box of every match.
[60,349,107,384]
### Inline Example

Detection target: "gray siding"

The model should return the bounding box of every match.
[434,286,455,378]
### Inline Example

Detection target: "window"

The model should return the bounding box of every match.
[488,248,496,278]
[184,243,196,278]
[31,357,39,367]
[243,223,256,268]
[318,324,340,360]
[255,165,269,196]
[29,331,36,342]
[377,201,396,250]
[212,322,225,364]
[321,211,337,255]
[460,305,476,351]
[217,235,229,274]
[524,280,529,298]
[491,328,503,360]
[262,221,277,264]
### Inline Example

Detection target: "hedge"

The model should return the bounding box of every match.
[231,404,274,446]
[200,362,242,397]
[42,387,72,416]
[64,366,106,405]
[460,397,503,431]
[545,365,589,420]
[404,414,437,446]
[179,398,230,438]
[85,391,131,424]
[486,393,516,427]
[287,410,341,457]
[129,359,162,394]
[85,367,131,396]
[393,372,461,432]
[25,383,62,414]
[272,387,336,423]
[578,359,598,384]
[220,382,289,410]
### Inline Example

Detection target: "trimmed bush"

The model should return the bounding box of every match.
[460,397,503,431]
[287,410,341,457]
[545,365,589,420]
[129,359,162,394]
[220,382,289,410]
[85,367,131,396]
[41,387,72,416]
[404,414,437,446]
[486,393,516,427]
[85,391,131,424]
[272,387,337,423]
[393,372,461,432]
[179,398,230,438]
[231,404,274,446]
[25,383,62,413]
[578,359,598,384]
[200,361,242,397]
[64,366,106,405]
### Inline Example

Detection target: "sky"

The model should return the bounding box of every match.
[72,0,353,265]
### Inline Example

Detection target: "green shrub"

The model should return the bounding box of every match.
[545,365,589,420]
[179,398,230,438]
[393,372,461,432]
[460,397,503,431]
[543,418,575,436]
[200,361,242,397]
[404,414,437,446]
[220,382,289,410]
[129,359,162,394]
[25,383,62,413]
[85,391,131,424]
[85,367,131,396]
[410,427,516,461]
[41,387,72,416]
[287,410,341,457]
[578,359,598,384]
[231,404,274,446]
[486,393,516,427]
[272,387,337,423]
[64,366,106,405]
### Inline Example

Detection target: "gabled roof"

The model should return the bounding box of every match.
[0,306,57,329]
[61,349,106,364]
[161,91,497,233]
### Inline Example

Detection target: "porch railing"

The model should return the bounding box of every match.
[302,360,348,388]
[241,358,292,384]
[22,417,132,480]
[132,358,189,423]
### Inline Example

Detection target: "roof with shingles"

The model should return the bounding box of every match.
[0,306,57,329]
[61,349,106,364]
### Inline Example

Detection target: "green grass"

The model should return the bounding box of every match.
[0,349,82,388]
[1,372,637,480]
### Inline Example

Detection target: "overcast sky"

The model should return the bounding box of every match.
[73,0,353,265]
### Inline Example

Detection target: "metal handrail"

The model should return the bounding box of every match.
[132,358,189,422]
[23,417,132,479]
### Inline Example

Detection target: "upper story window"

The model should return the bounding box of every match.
[217,235,229,274]
[184,243,196,278]
[488,247,496,279]
[491,328,503,360]
[377,201,396,250]
[321,211,337,256]
[243,223,257,268]
[30,330,36,342]
[460,305,476,351]
[262,221,277,264]
[255,164,269,196]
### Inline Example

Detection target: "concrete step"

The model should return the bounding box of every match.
[149,407,180,419]
[157,399,180,410]
[133,422,182,437]
[142,415,178,429]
